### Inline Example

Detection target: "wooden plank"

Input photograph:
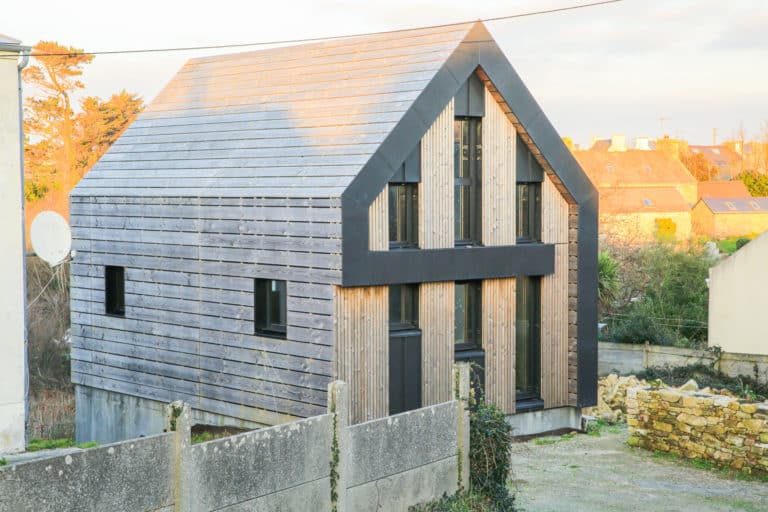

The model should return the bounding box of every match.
[420,282,454,406]
[71,187,346,199]
[368,185,388,251]
[70,202,341,222]
[99,144,381,163]
[482,87,516,246]
[334,285,389,424]
[483,278,516,414]
[419,98,454,249]
[71,196,340,207]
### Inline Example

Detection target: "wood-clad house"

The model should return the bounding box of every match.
[70,21,598,443]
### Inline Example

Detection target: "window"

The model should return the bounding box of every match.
[725,201,736,210]
[455,281,482,351]
[105,266,125,316]
[515,276,541,401]
[606,164,615,172]
[389,184,418,248]
[516,183,541,242]
[254,279,287,338]
[642,198,653,207]
[454,117,482,245]
[750,201,760,210]
[389,284,421,415]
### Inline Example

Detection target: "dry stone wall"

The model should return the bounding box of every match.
[627,386,768,474]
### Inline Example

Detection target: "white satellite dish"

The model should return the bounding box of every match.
[30,211,72,266]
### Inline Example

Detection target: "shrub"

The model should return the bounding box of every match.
[735,237,750,250]
[469,401,516,511]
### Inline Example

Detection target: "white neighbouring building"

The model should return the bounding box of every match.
[0,33,27,453]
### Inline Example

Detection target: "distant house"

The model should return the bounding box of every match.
[689,145,742,180]
[692,198,768,238]
[697,180,752,201]
[69,22,598,443]
[709,229,768,355]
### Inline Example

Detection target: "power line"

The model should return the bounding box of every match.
[7,0,622,59]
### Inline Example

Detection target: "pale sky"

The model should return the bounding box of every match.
[4,0,767,148]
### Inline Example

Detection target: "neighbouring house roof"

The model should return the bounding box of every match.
[599,187,690,214]
[697,180,752,201]
[689,145,742,177]
[74,23,478,198]
[699,197,768,213]
[589,139,610,151]
[0,33,20,44]
[573,149,696,188]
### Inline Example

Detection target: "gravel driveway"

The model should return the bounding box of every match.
[509,426,768,512]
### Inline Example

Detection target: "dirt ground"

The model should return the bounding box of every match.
[509,426,768,512]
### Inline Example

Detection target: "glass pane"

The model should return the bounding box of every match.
[389,284,418,329]
[389,184,418,247]
[515,277,540,397]
[455,281,481,348]
[517,184,530,240]
[388,185,399,242]
[454,283,467,344]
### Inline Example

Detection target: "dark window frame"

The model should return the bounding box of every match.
[454,117,483,246]
[389,283,422,415]
[105,265,125,317]
[389,283,420,332]
[388,183,419,250]
[454,280,482,352]
[254,278,287,339]
[516,182,542,243]
[515,276,541,402]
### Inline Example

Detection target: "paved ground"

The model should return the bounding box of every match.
[510,426,768,512]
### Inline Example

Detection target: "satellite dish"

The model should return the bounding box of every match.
[31,211,72,266]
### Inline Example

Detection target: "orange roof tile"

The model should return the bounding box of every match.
[573,149,696,188]
[599,187,690,214]
[697,181,751,200]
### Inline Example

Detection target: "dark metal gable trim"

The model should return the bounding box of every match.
[340,22,598,408]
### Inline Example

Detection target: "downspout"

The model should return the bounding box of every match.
[17,46,30,448]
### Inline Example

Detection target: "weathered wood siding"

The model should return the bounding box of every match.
[69,195,341,425]
[334,286,389,424]
[419,98,454,249]
[483,278,516,413]
[541,174,570,408]
[369,185,388,251]
[482,88,516,246]
[568,204,579,406]
[420,282,455,406]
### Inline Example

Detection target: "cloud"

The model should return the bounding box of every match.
[710,15,768,51]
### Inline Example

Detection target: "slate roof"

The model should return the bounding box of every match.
[599,187,690,214]
[700,197,768,213]
[697,180,751,201]
[573,149,696,188]
[74,23,476,198]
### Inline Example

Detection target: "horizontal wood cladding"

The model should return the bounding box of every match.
[482,88,516,247]
[483,278,516,414]
[334,285,389,424]
[420,282,454,406]
[419,98,454,249]
[70,195,341,423]
[369,185,388,251]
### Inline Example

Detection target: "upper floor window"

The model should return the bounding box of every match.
[254,278,287,338]
[516,182,541,242]
[105,265,125,317]
[389,184,418,249]
[455,280,482,351]
[389,284,419,331]
[454,117,482,245]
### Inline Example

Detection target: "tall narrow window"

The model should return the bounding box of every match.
[105,266,125,316]
[389,183,418,248]
[454,281,482,351]
[254,279,287,338]
[515,276,541,401]
[517,183,542,242]
[454,117,482,245]
[389,284,421,415]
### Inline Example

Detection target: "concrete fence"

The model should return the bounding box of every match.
[0,365,471,512]
[599,342,768,383]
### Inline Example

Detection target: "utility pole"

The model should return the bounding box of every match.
[713,128,717,146]
[658,116,669,137]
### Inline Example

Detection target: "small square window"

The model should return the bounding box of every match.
[105,266,125,317]
[725,201,736,210]
[389,184,419,248]
[750,201,760,210]
[642,199,653,207]
[606,164,615,172]
[517,183,542,242]
[389,284,419,331]
[255,279,287,338]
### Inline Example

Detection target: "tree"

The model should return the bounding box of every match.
[680,151,715,181]
[738,171,768,196]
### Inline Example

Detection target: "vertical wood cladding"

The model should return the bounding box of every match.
[541,174,570,408]
[334,285,389,424]
[483,278,516,414]
[568,204,579,406]
[369,185,388,251]
[420,98,454,250]
[481,88,516,246]
[420,282,455,406]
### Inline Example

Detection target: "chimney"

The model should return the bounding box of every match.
[589,135,602,149]
[634,137,652,151]
[608,134,627,152]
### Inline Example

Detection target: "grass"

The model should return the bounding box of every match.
[650,450,768,483]
[585,419,626,437]
[26,438,99,452]
[0,458,7,467]
[533,432,576,445]
[190,427,248,444]
[409,490,516,512]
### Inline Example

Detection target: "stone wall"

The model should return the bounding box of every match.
[627,386,768,474]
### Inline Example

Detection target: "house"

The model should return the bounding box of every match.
[709,229,768,355]
[692,198,768,238]
[70,22,598,443]
[689,145,742,180]
[697,180,751,201]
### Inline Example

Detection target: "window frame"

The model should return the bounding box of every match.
[515,276,541,402]
[516,182,542,243]
[388,183,419,250]
[388,283,420,332]
[254,278,287,339]
[104,265,125,317]
[454,117,483,246]
[454,280,482,352]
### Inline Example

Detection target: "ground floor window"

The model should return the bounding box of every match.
[389,284,421,415]
[516,276,541,401]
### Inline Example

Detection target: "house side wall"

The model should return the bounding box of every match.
[692,202,715,236]
[419,98,454,250]
[541,174,570,409]
[483,278,516,413]
[599,211,692,243]
[712,212,768,238]
[568,204,579,406]
[369,185,388,251]
[70,196,341,435]
[420,282,455,406]
[334,285,389,424]
[482,88,516,246]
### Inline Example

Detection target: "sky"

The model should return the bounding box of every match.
[4,0,767,148]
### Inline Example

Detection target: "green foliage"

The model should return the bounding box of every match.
[469,401,515,511]
[0,458,7,467]
[76,441,99,449]
[738,171,768,196]
[597,251,619,315]
[26,437,75,452]
[637,363,768,400]
[735,237,751,250]
[410,491,508,512]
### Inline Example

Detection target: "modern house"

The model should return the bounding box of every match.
[709,229,768,355]
[70,22,598,443]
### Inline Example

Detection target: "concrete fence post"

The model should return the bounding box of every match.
[167,401,192,512]
[453,363,471,492]
[643,341,650,369]
[327,381,349,512]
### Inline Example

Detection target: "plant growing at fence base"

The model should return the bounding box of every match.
[469,401,515,511]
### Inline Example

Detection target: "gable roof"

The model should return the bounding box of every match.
[697,180,751,201]
[699,197,768,213]
[74,23,476,198]
[689,145,741,172]
[572,149,696,188]
[599,187,689,214]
